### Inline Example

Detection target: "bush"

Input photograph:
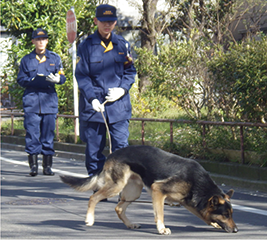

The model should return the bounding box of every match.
[208,36,267,123]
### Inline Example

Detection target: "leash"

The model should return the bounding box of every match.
[100,100,112,154]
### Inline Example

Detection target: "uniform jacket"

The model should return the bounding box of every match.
[17,49,66,114]
[75,31,136,123]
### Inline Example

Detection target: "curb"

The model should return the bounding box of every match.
[1,142,86,161]
[209,173,267,192]
[1,140,266,193]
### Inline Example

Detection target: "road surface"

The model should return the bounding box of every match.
[1,148,267,239]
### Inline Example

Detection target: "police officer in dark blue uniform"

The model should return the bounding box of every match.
[75,4,136,176]
[17,28,66,176]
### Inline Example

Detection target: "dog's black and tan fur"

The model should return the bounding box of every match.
[60,145,238,235]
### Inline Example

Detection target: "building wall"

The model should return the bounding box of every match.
[230,3,267,41]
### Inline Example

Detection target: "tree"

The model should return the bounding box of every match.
[138,0,158,92]
[1,0,97,113]
[131,0,178,92]
[168,0,234,44]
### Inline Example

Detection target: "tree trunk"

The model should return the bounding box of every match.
[139,0,158,93]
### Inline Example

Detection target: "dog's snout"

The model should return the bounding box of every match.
[225,225,238,233]
[233,226,238,233]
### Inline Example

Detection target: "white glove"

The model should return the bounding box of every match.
[105,87,125,102]
[46,73,60,83]
[92,99,105,112]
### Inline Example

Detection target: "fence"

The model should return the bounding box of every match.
[2,108,267,164]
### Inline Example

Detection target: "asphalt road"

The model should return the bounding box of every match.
[1,148,267,239]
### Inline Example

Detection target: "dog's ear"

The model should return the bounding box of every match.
[209,195,220,207]
[225,189,234,200]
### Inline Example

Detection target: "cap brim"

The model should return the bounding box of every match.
[97,17,117,22]
[32,36,48,39]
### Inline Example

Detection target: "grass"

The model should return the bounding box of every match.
[1,118,24,136]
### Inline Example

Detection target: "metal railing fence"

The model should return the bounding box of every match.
[2,108,267,164]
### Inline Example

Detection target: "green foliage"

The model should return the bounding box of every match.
[130,79,176,118]
[134,39,214,120]
[162,123,203,158]
[135,31,267,124]
[1,119,24,135]
[1,0,97,113]
[208,36,267,122]
[133,21,267,162]
[161,123,267,165]
[243,127,267,153]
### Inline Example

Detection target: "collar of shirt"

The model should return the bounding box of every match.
[29,49,52,60]
[97,31,111,46]
[90,30,119,46]
[36,53,46,63]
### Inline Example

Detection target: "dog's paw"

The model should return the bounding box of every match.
[158,227,171,235]
[85,214,94,226]
[127,223,141,229]
[85,220,94,226]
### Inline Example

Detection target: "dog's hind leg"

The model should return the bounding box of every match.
[115,174,143,229]
[151,182,171,235]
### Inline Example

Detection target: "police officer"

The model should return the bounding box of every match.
[17,28,66,176]
[75,4,136,176]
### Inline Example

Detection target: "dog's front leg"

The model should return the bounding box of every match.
[151,183,171,235]
[85,196,97,226]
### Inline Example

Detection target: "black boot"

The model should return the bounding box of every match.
[28,155,38,176]
[42,155,55,176]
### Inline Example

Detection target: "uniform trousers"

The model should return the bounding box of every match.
[80,119,129,176]
[24,112,56,156]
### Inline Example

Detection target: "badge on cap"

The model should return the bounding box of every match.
[96,4,117,22]
[32,28,48,39]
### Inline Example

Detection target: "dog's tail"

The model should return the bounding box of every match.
[60,174,100,192]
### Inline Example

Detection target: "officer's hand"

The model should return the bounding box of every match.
[46,73,60,83]
[105,87,125,102]
[92,99,105,112]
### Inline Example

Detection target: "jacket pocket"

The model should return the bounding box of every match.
[23,92,37,109]
[114,55,126,75]
[46,61,57,74]
[90,56,103,76]
[25,66,37,79]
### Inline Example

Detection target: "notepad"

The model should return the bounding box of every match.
[29,75,50,88]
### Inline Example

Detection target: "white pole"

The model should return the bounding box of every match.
[72,40,79,136]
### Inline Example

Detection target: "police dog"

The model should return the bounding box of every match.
[60,145,238,235]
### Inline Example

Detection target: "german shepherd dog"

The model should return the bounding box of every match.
[60,145,238,235]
